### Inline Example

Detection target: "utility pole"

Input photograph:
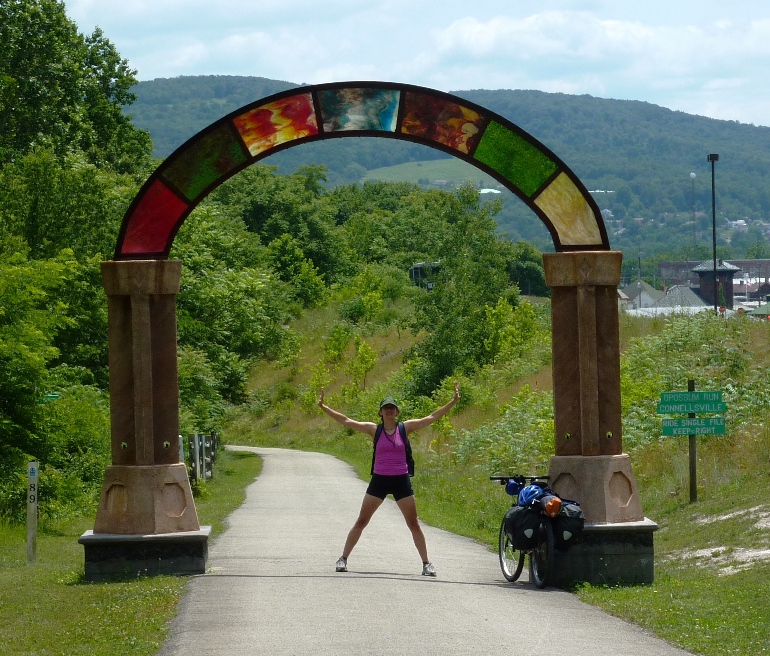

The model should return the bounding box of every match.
[708,154,719,314]
[690,172,697,257]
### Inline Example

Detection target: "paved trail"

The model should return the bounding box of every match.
[159,447,693,655]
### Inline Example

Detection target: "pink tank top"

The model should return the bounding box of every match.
[373,425,409,476]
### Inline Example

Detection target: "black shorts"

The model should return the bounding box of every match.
[366,474,414,501]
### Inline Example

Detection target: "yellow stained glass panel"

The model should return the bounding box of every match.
[534,173,603,246]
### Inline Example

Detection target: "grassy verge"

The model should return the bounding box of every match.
[0,449,261,656]
[575,432,770,655]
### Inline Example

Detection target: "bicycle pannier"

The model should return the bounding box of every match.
[552,502,585,551]
[504,505,540,550]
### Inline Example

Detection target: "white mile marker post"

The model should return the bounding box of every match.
[27,461,38,564]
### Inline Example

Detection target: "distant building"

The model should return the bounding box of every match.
[730,219,748,231]
[692,259,741,309]
[748,295,770,320]
[651,285,707,309]
[622,280,664,309]
[659,259,770,290]
[409,261,441,291]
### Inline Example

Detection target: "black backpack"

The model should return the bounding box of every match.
[552,501,585,551]
[372,422,415,477]
[503,505,541,550]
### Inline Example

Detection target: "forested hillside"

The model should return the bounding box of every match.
[129,75,770,270]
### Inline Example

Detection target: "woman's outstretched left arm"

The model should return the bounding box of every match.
[403,382,460,433]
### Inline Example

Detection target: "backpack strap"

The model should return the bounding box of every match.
[371,424,383,475]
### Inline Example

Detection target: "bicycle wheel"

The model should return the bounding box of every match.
[528,517,555,589]
[498,519,525,582]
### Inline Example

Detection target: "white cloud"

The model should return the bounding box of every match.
[64,0,770,126]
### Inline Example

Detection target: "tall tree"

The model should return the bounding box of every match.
[0,0,151,172]
[406,185,514,394]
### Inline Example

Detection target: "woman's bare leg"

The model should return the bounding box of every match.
[342,493,383,558]
[396,495,429,563]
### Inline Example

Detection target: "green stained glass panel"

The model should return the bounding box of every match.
[163,124,248,201]
[474,121,557,197]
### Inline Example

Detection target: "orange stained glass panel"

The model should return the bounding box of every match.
[401,92,484,154]
[233,93,319,156]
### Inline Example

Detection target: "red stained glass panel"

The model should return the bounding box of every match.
[401,92,484,154]
[120,179,188,256]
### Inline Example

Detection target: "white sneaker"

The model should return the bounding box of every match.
[422,562,437,577]
[335,557,347,572]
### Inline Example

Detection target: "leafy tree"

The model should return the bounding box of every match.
[0,148,127,260]
[499,240,549,297]
[0,0,152,172]
[266,233,326,308]
[172,206,299,404]
[209,165,351,280]
[177,347,226,434]
[346,336,378,390]
[744,241,770,259]
[406,186,514,395]
[49,255,109,388]
[0,253,75,515]
[483,299,538,365]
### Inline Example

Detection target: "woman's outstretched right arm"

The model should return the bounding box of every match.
[318,389,377,436]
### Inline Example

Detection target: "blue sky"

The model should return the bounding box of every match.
[67,0,770,127]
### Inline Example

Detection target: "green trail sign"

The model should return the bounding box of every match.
[662,417,726,436]
[661,383,727,504]
[657,391,726,414]
[660,391,722,403]
[657,401,727,414]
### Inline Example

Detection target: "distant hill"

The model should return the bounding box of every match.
[127,76,300,157]
[127,75,770,257]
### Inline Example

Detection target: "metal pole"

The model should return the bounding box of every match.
[708,154,719,314]
[690,172,696,257]
[687,379,697,503]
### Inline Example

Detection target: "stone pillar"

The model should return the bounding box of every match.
[544,251,656,586]
[91,260,200,535]
[543,251,643,524]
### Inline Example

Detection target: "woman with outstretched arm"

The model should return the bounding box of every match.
[318,382,460,577]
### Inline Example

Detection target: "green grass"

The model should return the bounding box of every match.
[364,157,505,189]
[575,434,770,655]
[0,449,261,656]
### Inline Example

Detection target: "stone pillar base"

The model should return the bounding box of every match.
[549,454,644,524]
[79,527,211,582]
[551,519,658,586]
[93,464,200,535]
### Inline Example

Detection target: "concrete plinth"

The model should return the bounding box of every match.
[552,519,658,587]
[94,463,200,535]
[79,527,211,582]
[549,454,644,524]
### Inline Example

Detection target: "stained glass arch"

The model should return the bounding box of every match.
[114,82,610,259]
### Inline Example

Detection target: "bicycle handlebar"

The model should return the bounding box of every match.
[489,474,549,485]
